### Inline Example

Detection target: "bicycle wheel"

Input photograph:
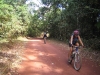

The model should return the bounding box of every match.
[44,37,46,44]
[73,53,82,71]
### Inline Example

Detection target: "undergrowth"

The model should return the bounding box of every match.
[0,38,27,75]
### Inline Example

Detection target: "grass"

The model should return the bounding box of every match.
[0,37,27,75]
[0,38,9,43]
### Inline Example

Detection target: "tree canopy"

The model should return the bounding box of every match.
[0,0,100,50]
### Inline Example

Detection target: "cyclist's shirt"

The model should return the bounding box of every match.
[72,33,78,45]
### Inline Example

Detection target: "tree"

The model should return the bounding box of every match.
[0,0,30,40]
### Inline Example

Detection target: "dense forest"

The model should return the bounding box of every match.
[0,0,100,50]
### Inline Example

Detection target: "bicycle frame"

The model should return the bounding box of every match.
[73,46,80,55]
[73,46,82,71]
[71,46,82,71]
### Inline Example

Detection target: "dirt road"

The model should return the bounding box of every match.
[18,38,100,75]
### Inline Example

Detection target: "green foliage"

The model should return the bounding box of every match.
[4,0,27,5]
[39,0,100,50]
[1,0,98,50]
[83,38,100,50]
[27,13,43,37]
[0,4,13,23]
[96,22,100,29]
[0,0,30,41]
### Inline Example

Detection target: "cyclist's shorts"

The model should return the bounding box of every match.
[44,34,47,37]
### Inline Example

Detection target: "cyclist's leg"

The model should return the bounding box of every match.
[75,42,79,50]
[68,47,72,57]
[45,37,46,44]
[44,37,45,43]
[68,43,73,62]
[44,37,46,44]
[75,42,79,46]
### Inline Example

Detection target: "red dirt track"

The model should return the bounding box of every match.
[18,38,100,75]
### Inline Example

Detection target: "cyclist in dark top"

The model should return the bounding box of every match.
[68,30,84,62]
[43,32,47,38]
[43,32,47,44]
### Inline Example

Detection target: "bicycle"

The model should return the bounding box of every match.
[68,46,82,71]
[44,37,46,44]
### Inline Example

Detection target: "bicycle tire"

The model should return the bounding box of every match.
[73,53,82,71]
[44,37,46,44]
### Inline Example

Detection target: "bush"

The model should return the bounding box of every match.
[83,38,100,50]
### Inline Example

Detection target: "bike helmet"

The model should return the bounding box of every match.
[74,30,79,35]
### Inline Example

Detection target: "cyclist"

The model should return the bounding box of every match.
[43,32,47,44]
[68,30,84,62]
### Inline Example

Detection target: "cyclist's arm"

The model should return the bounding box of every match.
[78,35,84,46]
[70,35,73,45]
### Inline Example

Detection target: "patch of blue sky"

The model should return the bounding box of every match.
[26,0,44,10]
[58,4,65,10]
[26,0,44,15]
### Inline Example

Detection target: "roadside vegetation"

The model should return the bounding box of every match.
[0,37,27,75]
